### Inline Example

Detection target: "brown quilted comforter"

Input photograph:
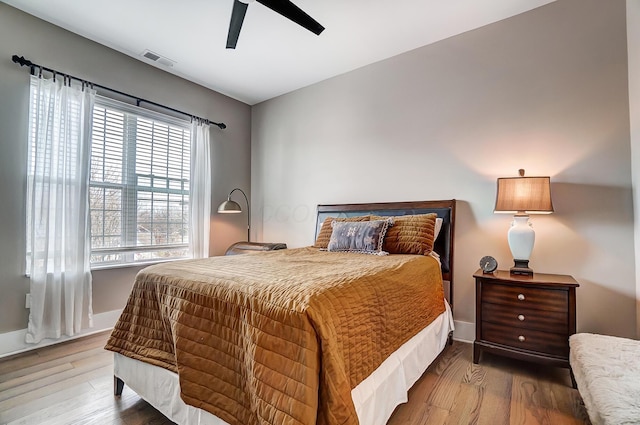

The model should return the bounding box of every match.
[105,247,445,425]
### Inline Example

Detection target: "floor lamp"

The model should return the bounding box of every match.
[217,188,250,242]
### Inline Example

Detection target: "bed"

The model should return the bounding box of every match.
[105,200,456,425]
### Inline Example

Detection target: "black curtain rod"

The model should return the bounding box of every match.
[11,55,226,130]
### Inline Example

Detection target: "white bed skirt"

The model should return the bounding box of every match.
[114,302,454,425]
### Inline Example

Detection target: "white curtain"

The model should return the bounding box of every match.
[26,75,95,344]
[189,121,211,258]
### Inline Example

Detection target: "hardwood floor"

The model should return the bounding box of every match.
[0,332,590,425]
[387,341,591,425]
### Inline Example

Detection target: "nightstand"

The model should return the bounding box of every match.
[473,269,579,369]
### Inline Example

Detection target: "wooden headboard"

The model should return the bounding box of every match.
[315,200,456,305]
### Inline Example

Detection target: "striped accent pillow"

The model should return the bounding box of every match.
[372,213,437,255]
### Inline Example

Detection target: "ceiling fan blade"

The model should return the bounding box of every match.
[256,0,324,35]
[226,0,249,49]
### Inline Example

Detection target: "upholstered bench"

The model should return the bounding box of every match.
[569,333,640,425]
[224,241,287,255]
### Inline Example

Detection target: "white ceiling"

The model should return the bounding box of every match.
[4,0,556,105]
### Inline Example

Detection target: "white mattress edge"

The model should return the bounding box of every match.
[114,302,454,425]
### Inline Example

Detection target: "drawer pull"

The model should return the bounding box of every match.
[517,294,525,301]
[518,314,525,321]
[518,335,526,342]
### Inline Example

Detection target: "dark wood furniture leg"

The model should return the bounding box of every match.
[570,367,577,389]
[114,376,124,396]
[473,342,480,364]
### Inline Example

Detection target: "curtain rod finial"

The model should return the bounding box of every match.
[12,55,33,67]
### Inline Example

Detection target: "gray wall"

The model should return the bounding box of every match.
[627,0,640,338]
[0,4,251,333]
[252,0,637,338]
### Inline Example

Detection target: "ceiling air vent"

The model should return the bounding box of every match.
[141,50,175,68]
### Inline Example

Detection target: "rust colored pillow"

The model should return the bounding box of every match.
[314,215,370,248]
[372,213,437,255]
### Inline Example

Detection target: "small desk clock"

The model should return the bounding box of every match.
[479,255,498,273]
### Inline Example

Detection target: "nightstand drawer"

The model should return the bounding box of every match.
[482,282,568,313]
[482,302,568,333]
[481,321,569,358]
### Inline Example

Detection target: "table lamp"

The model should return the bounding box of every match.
[494,169,553,275]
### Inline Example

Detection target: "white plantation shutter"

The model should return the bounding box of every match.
[89,97,191,266]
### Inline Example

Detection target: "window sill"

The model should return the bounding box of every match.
[24,257,191,278]
[90,257,191,272]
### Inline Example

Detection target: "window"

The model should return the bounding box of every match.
[89,97,191,267]
[27,89,193,270]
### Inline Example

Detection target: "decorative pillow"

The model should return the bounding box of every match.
[314,215,370,248]
[327,219,391,255]
[372,213,437,255]
[434,217,444,241]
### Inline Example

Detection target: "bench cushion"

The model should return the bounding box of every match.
[569,333,640,425]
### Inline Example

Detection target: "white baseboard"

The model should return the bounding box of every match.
[0,309,122,359]
[452,320,475,343]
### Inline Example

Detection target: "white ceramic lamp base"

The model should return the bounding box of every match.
[507,215,535,275]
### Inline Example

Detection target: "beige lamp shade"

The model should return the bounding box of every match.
[494,174,553,215]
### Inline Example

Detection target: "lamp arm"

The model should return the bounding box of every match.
[229,188,250,242]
